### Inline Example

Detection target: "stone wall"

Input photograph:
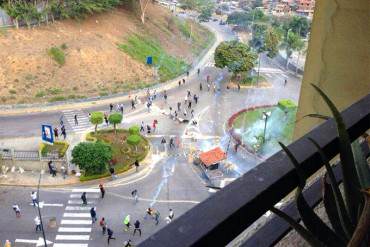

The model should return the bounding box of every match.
[294,0,370,139]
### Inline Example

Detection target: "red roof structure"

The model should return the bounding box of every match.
[199,147,226,167]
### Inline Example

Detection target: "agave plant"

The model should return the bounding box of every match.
[271,84,370,247]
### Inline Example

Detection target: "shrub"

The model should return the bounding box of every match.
[108,113,123,134]
[72,142,112,176]
[35,91,46,98]
[48,47,65,66]
[47,88,63,95]
[48,96,66,102]
[90,112,103,133]
[129,125,140,135]
[39,141,69,158]
[61,43,68,50]
[9,89,16,94]
[85,132,97,142]
[278,99,297,112]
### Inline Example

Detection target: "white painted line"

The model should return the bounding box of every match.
[70,194,99,199]
[58,227,91,233]
[53,244,88,247]
[68,200,94,204]
[63,213,91,218]
[65,206,91,211]
[72,189,100,193]
[56,235,90,240]
[61,220,92,225]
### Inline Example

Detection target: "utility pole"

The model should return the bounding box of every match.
[37,172,48,247]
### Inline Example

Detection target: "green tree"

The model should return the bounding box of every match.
[264,28,281,58]
[108,113,123,134]
[72,141,112,176]
[198,6,213,22]
[281,31,304,68]
[214,41,257,76]
[127,134,142,151]
[227,11,250,26]
[288,16,310,37]
[90,112,104,134]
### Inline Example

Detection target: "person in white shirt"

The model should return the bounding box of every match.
[34,216,41,232]
[31,191,38,207]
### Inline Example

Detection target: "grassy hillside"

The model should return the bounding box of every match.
[0,4,214,104]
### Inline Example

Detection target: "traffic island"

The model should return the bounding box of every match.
[78,128,150,182]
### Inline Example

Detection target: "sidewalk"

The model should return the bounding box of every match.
[0,135,157,187]
[0,21,223,116]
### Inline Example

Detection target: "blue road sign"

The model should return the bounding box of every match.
[41,125,54,144]
[146,56,153,65]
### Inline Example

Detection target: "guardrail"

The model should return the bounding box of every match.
[0,149,64,161]
[139,93,370,247]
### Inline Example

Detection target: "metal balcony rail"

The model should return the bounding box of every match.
[139,93,370,247]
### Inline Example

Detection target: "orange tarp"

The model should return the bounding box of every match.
[199,147,226,167]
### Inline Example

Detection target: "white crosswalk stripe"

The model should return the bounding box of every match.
[62,109,92,134]
[56,235,90,241]
[58,227,92,233]
[63,213,91,218]
[55,189,100,247]
[65,206,91,211]
[70,194,99,199]
[53,244,88,247]
[67,200,94,205]
[61,220,92,225]
[205,61,215,67]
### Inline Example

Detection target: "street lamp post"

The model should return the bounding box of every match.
[262,111,271,143]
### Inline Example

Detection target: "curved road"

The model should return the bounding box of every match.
[0,19,302,247]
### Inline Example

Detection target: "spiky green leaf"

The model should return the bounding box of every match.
[279,142,306,189]
[311,84,362,224]
[295,186,347,247]
[352,140,370,189]
[304,113,331,120]
[270,207,325,247]
[308,137,354,237]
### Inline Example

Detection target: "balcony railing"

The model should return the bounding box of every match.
[139,93,370,247]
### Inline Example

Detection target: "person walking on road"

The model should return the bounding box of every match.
[166,209,174,223]
[131,99,136,109]
[186,71,189,77]
[197,68,200,76]
[188,101,192,109]
[48,161,53,175]
[191,109,194,118]
[107,227,116,244]
[169,138,175,149]
[4,240,11,247]
[104,114,109,126]
[178,80,181,87]
[54,127,59,139]
[34,216,42,232]
[145,207,154,219]
[90,207,97,223]
[123,214,131,231]
[133,220,141,236]
[134,160,140,172]
[124,239,132,247]
[31,191,38,207]
[152,119,157,133]
[12,204,21,218]
[99,183,105,199]
[154,210,160,225]
[61,126,67,139]
[199,82,203,91]
[74,114,78,126]
[109,167,116,180]
[81,192,87,205]
[51,163,57,177]
[284,79,288,87]
[161,137,166,152]
[140,121,145,132]
[109,103,113,112]
[163,90,167,102]
[99,217,107,235]
[237,83,240,91]
[194,94,198,104]
[177,102,181,111]
[131,189,138,204]
[182,78,185,84]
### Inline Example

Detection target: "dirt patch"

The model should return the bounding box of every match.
[0,4,211,104]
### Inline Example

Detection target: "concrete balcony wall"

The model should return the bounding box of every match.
[294,0,369,139]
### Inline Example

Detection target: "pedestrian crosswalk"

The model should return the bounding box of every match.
[62,109,92,134]
[55,188,100,247]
